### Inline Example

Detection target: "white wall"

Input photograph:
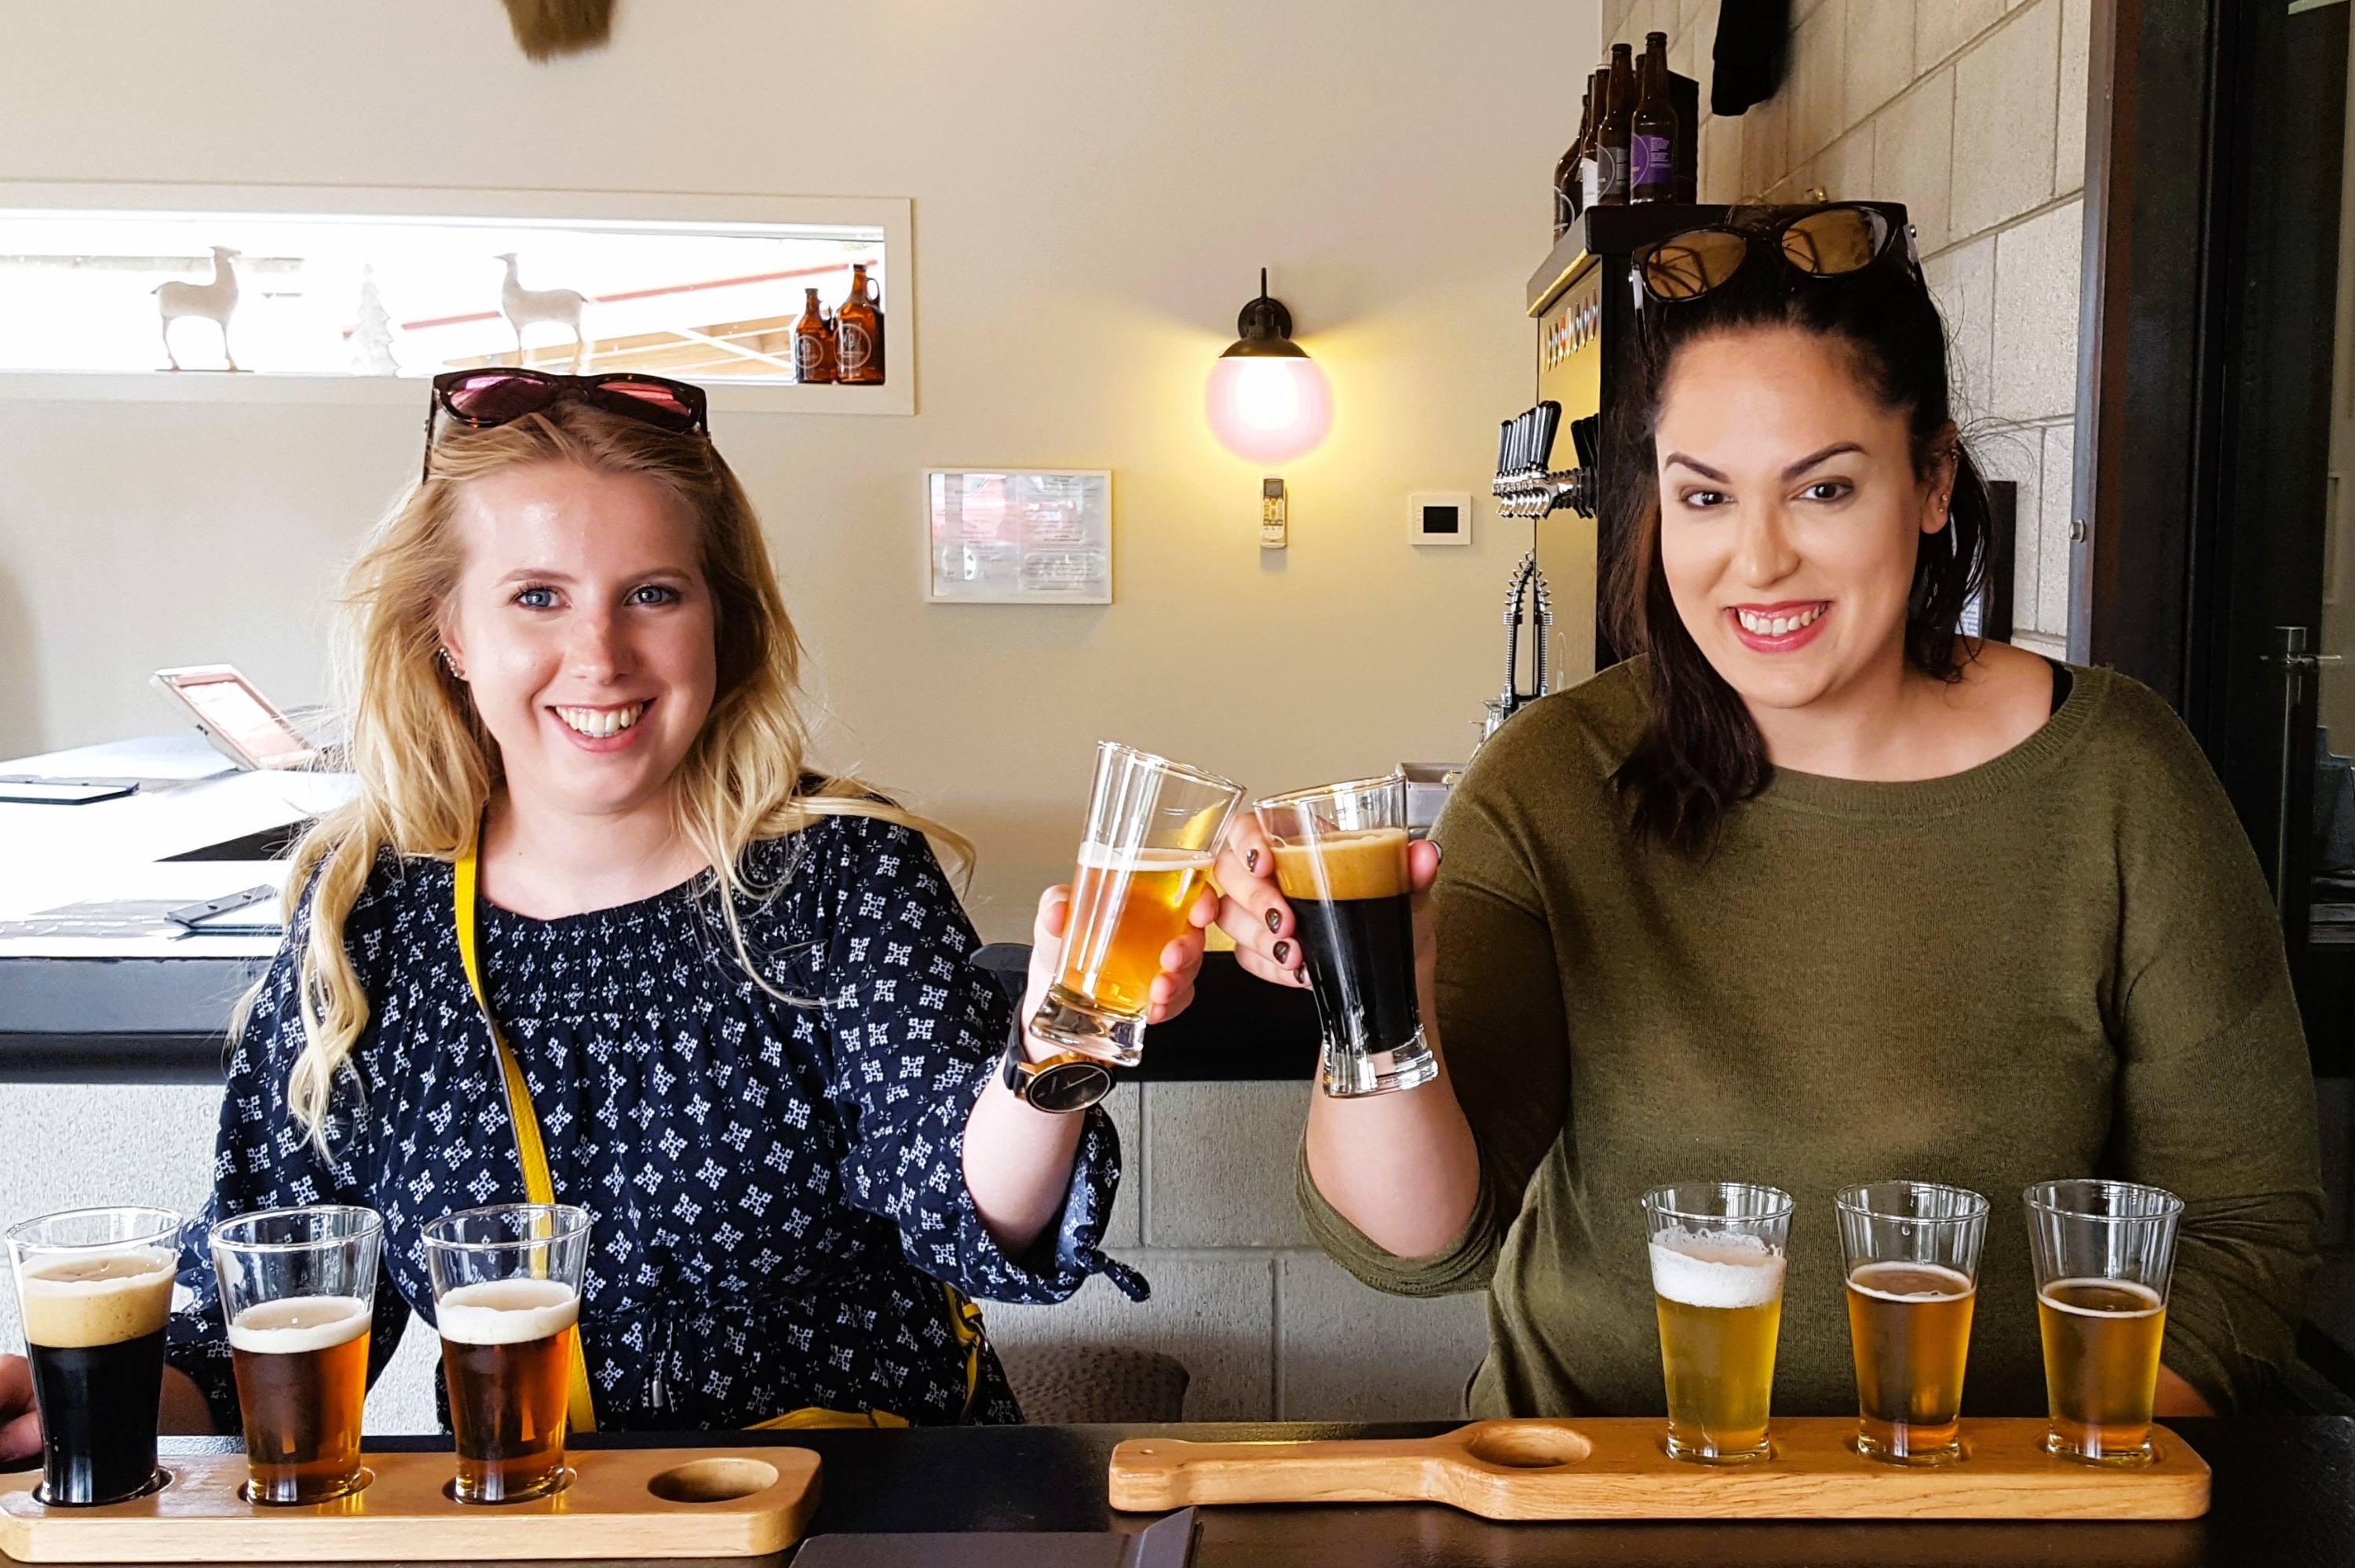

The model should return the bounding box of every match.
[0,0,1592,1423]
[0,0,1598,940]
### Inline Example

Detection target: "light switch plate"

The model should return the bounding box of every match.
[1411,492,1472,545]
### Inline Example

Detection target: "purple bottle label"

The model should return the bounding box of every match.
[1632,133,1672,191]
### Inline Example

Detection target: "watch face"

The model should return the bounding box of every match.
[1028,1059,1114,1114]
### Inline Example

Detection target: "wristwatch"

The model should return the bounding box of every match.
[999,1033,1115,1113]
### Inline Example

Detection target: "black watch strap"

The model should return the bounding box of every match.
[1001,1033,1115,1114]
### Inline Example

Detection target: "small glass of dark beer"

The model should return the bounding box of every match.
[1254,773,1437,1096]
[208,1205,382,1504]
[2024,1178,2182,1465]
[1031,742,1243,1067]
[1835,1180,1988,1465]
[5,1205,184,1505]
[422,1203,590,1504]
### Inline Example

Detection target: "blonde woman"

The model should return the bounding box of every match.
[0,370,1199,1453]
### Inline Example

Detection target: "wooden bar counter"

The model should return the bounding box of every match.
[5,1417,2349,1566]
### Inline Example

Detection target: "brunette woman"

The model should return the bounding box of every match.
[1218,206,2322,1420]
[0,373,1198,1460]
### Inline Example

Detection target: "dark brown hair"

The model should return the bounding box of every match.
[1605,210,1995,855]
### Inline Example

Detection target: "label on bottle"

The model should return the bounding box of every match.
[1598,146,1630,202]
[794,333,831,381]
[1579,155,1600,212]
[1632,133,1673,195]
[839,321,873,377]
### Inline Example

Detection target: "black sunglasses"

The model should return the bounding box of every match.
[1631,204,1918,308]
[422,369,710,481]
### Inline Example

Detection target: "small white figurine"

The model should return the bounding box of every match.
[495,253,587,370]
[157,246,241,371]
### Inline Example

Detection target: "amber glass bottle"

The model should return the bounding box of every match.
[838,262,885,385]
[1579,66,1608,213]
[1632,32,1676,203]
[1554,85,1592,238]
[794,286,837,384]
[1598,42,1635,206]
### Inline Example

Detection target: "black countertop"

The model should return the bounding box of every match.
[42,1417,2347,1566]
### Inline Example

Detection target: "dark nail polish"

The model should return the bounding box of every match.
[1273,940,1291,964]
[1265,907,1282,933]
[1245,848,1259,873]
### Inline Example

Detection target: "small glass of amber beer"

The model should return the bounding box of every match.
[2024,1179,2182,1466]
[1030,742,1243,1066]
[1253,773,1437,1097]
[1641,1182,1794,1464]
[209,1205,382,1504]
[1835,1181,1988,1465]
[422,1203,591,1504]
[5,1206,183,1506]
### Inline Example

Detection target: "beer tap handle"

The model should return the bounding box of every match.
[1535,401,1561,474]
[1495,418,1515,480]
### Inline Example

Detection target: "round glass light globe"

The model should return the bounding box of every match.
[1205,354,1334,465]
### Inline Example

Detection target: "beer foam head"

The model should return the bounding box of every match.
[435,1278,579,1345]
[1075,843,1214,873]
[1269,827,1409,902]
[228,1293,372,1355]
[1648,1231,1786,1309]
[2039,1276,2165,1317]
[16,1247,177,1348]
[1848,1261,1974,1302]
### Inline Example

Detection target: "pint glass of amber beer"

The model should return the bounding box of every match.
[5,1205,183,1505]
[1641,1182,1793,1464]
[1835,1181,1988,1465]
[422,1203,590,1504]
[1030,742,1243,1066]
[209,1205,382,1504]
[1254,773,1437,1096]
[2024,1179,2182,1465]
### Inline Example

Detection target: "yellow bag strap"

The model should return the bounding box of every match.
[454,834,600,1436]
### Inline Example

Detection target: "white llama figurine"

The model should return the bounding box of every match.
[157,247,242,371]
[495,253,588,370]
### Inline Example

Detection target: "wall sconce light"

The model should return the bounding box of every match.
[1205,269,1333,466]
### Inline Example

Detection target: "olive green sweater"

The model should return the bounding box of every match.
[1303,660,2323,1418]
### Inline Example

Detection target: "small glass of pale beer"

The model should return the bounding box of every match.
[422,1203,591,1504]
[1253,773,1437,1097]
[2024,1178,2182,1465]
[1835,1180,1988,1465]
[1030,742,1243,1066]
[4,1205,183,1505]
[209,1205,383,1504]
[1641,1182,1793,1464]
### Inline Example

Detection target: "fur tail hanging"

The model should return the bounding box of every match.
[502,0,616,62]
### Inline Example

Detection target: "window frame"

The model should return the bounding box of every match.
[0,181,914,415]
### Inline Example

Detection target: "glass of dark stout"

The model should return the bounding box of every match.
[5,1205,184,1505]
[1254,773,1438,1096]
[210,1205,383,1504]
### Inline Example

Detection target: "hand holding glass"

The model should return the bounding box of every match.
[422,1204,590,1504]
[1031,742,1241,1066]
[1642,1182,1792,1464]
[1836,1180,1987,1465]
[2025,1178,2182,1465]
[5,1205,183,1506]
[210,1205,382,1504]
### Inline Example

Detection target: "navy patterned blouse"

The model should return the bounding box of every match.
[163,813,1144,1431]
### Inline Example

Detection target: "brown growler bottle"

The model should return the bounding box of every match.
[1597,42,1635,206]
[838,262,885,384]
[793,286,836,384]
[1578,66,1608,213]
[1632,32,1676,202]
[1554,85,1592,238]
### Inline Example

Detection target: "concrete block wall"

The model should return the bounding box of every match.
[1,1078,1490,1431]
[1601,0,2094,655]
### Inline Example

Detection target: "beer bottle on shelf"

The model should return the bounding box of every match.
[1554,84,1592,239]
[1579,65,1609,214]
[838,263,885,385]
[794,286,837,384]
[1633,31,1676,203]
[1598,42,1635,206]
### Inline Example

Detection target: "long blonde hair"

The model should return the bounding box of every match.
[274,399,969,1143]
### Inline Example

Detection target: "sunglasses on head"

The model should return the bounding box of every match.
[1631,203,1917,308]
[422,369,710,481]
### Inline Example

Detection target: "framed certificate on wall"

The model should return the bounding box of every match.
[926,469,1111,604]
